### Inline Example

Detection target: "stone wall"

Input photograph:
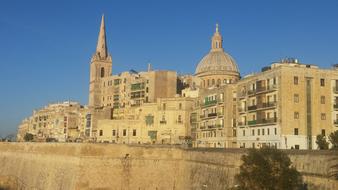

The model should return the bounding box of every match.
[0,143,336,190]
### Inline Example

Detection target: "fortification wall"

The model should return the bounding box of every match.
[0,143,336,190]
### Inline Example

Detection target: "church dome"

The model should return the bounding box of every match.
[195,24,239,76]
[195,50,238,75]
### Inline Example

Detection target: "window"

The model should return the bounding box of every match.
[163,103,166,110]
[267,128,270,135]
[320,96,325,104]
[252,129,255,136]
[258,129,260,136]
[179,103,182,110]
[112,130,116,136]
[262,129,265,136]
[294,128,299,135]
[100,67,105,78]
[320,78,325,86]
[123,129,127,136]
[133,129,137,136]
[212,79,215,85]
[99,130,103,136]
[321,113,326,120]
[273,77,276,85]
[294,112,299,119]
[243,130,245,136]
[294,76,298,85]
[178,115,182,122]
[321,129,326,136]
[294,94,299,103]
[274,128,277,135]
[295,145,300,149]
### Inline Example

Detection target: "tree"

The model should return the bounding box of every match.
[24,133,34,142]
[328,130,338,150]
[316,134,329,150]
[235,147,303,190]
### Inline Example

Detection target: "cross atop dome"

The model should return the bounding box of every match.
[211,23,223,51]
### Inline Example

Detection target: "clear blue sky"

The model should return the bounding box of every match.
[1,0,338,137]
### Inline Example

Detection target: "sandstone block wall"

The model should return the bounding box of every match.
[0,143,336,190]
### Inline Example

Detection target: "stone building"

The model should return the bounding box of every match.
[17,16,338,149]
[88,16,178,138]
[96,97,194,144]
[16,101,89,142]
[236,59,338,149]
[195,24,240,88]
[192,85,237,148]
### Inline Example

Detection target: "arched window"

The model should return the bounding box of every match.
[212,79,215,85]
[217,79,221,85]
[100,67,105,78]
[207,79,210,86]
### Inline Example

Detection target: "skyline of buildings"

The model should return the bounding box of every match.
[17,16,338,149]
[2,2,338,137]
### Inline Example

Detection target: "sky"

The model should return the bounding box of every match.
[0,0,338,137]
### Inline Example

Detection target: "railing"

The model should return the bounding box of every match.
[248,90,255,95]
[238,107,247,112]
[257,102,277,109]
[334,104,338,110]
[131,83,145,91]
[208,113,217,117]
[333,87,338,94]
[248,120,256,126]
[256,87,266,93]
[248,105,257,111]
[203,100,217,106]
[238,121,246,127]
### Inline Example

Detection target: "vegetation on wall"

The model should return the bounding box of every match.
[316,134,329,150]
[328,130,338,150]
[234,147,304,190]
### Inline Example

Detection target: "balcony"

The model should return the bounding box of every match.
[248,105,257,111]
[203,100,217,107]
[238,121,246,127]
[334,120,338,125]
[238,107,247,113]
[238,92,246,98]
[248,90,256,96]
[257,118,277,125]
[334,104,338,110]
[256,87,266,93]
[267,84,277,91]
[131,83,145,91]
[257,102,277,109]
[248,120,256,126]
[208,113,217,117]
[333,87,338,94]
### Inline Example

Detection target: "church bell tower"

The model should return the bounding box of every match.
[89,15,112,108]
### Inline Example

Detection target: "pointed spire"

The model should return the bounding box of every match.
[96,14,108,59]
[211,23,223,51]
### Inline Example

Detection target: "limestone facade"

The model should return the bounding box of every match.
[236,59,338,149]
[16,101,89,142]
[96,97,194,145]
[16,16,338,149]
